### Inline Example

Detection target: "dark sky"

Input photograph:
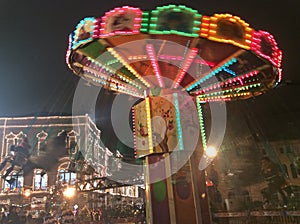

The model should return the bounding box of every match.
[0,0,299,140]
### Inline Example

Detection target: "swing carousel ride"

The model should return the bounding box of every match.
[66,4,282,223]
[66,4,282,157]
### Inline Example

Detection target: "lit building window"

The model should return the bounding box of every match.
[33,169,48,191]
[3,172,23,192]
[58,169,76,185]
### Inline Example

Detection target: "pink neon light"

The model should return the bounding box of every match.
[159,55,215,67]
[173,48,199,88]
[251,30,282,68]
[92,18,101,38]
[146,44,164,87]
[100,6,143,37]
[194,59,216,67]
[192,70,259,95]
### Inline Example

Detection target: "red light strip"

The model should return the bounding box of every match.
[173,48,199,88]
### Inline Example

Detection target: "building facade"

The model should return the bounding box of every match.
[0,115,141,216]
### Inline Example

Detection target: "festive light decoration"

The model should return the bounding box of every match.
[132,107,137,158]
[107,48,151,88]
[127,54,216,67]
[173,93,184,151]
[146,44,164,87]
[223,68,236,76]
[128,55,148,61]
[173,48,199,88]
[72,17,96,50]
[86,55,144,90]
[149,5,201,37]
[66,34,73,70]
[190,69,260,96]
[145,98,153,153]
[185,56,239,92]
[99,6,143,37]
[251,30,282,68]
[82,67,143,98]
[140,11,150,33]
[196,98,207,150]
[206,14,253,50]
[196,83,262,99]
[92,18,101,38]
[67,5,283,77]
[199,16,210,38]
[67,4,283,159]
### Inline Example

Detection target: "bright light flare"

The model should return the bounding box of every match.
[24,189,31,197]
[63,186,76,198]
[205,146,218,158]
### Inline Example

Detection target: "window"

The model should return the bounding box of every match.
[58,169,76,185]
[36,130,48,156]
[33,169,48,191]
[3,172,23,192]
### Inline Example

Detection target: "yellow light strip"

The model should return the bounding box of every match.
[107,48,151,88]
[208,14,253,50]
[145,97,153,153]
[83,66,144,94]
[84,56,145,90]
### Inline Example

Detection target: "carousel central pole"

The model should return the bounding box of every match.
[133,90,212,224]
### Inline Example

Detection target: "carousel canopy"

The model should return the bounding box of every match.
[66,5,282,102]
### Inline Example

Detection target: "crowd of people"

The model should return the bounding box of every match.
[0,204,146,224]
[0,206,77,224]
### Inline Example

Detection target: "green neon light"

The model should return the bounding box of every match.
[196,97,207,150]
[173,93,184,151]
[149,4,202,37]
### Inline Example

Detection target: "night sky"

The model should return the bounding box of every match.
[0,0,299,143]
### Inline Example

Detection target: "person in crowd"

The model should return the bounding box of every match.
[43,214,58,224]
[60,210,75,224]
[7,206,21,224]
